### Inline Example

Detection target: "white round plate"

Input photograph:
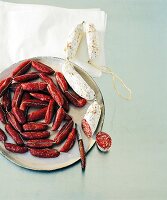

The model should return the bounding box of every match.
[0,56,105,171]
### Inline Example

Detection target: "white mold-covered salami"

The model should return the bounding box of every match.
[65,22,84,60]
[62,61,95,100]
[96,132,112,152]
[86,23,99,61]
[81,100,101,137]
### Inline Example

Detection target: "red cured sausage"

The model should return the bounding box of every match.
[23,122,48,131]
[39,73,53,84]
[21,82,47,92]
[52,107,65,131]
[5,123,24,145]
[0,128,7,141]
[29,93,51,102]
[7,112,22,132]
[31,61,54,75]
[54,120,73,144]
[62,93,69,112]
[29,148,60,158]
[2,89,11,111]
[0,79,5,87]
[0,77,12,97]
[26,139,54,148]
[12,85,24,108]
[39,73,64,106]
[64,90,87,107]
[96,132,112,152]
[57,88,69,112]
[19,93,31,113]
[45,99,56,124]
[4,143,28,153]
[12,106,26,124]
[47,83,64,106]
[27,107,47,122]
[59,128,76,152]
[21,131,50,140]
[0,104,7,124]
[20,99,48,109]
[55,72,68,92]
[12,60,31,77]
[13,72,39,82]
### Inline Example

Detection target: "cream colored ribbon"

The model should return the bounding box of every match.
[88,61,132,100]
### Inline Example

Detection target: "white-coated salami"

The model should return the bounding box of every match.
[62,61,95,100]
[81,100,101,137]
[65,22,84,60]
[96,132,112,152]
[86,23,99,61]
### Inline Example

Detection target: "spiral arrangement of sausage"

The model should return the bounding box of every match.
[0,60,96,158]
[0,58,110,160]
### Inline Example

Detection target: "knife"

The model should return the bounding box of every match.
[75,123,86,170]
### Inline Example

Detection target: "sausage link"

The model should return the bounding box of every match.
[0,79,5,87]
[12,60,31,77]
[52,107,65,131]
[0,77,12,97]
[13,72,39,82]
[19,93,31,113]
[64,90,87,107]
[65,22,84,60]
[26,139,54,148]
[21,131,50,140]
[59,128,76,152]
[20,99,48,109]
[27,107,47,122]
[31,61,54,75]
[54,120,73,144]
[55,72,68,92]
[85,23,99,61]
[0,128,7,142]
[4,143,28,153]
[12,106,26,124]
[81,100,101,137]
[45,99,56,124]
[21,82,47,92]
[5,123,24,145]
[39,73,64,106]
[29,148,60,158]
[12,85,24,107]
[23,122,48,131]
[29,93,51,102]
[57,88,69,112]
[7,112,22,132]
[62,61,95,100]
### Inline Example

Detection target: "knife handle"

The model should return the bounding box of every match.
[78,140,86,169]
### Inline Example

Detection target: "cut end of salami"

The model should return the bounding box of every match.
[81,119,92,138]
[96,132,112,152]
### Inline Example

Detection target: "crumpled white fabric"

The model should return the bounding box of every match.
[0,1,107,77]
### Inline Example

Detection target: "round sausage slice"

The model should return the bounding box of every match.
[96,132,112,152]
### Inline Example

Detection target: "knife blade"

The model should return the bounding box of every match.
[75,123,86,170]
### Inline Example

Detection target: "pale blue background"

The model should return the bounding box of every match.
[1,0,167,199]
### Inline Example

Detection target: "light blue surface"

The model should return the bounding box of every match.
[1,0,167,199]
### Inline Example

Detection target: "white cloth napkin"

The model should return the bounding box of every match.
[0,1,107,77]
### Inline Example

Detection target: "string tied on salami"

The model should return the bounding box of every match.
[88,61,132,100]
